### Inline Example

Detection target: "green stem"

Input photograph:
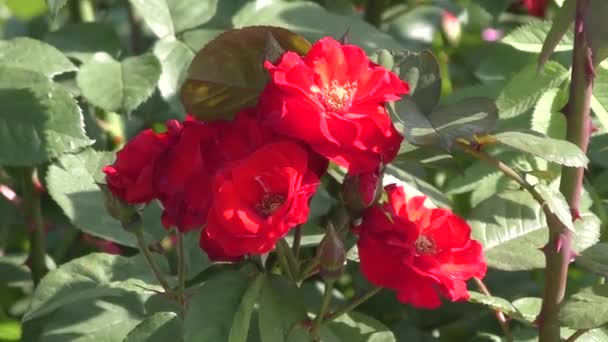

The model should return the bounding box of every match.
[312,280,335,335]
[474,277,513,342]
[176,231,186,311]
[298,256,320,283]
[51,226,80,263]
[20,167,47,286]
[78,0,95,22]
[134,228,172,293]
[277,238,299,280]
[457,143,545,205]
[539,1,593,340]
[292,226,302,259]
[275,239,296,281]
[323,286,382,323]
[565,329,589,342]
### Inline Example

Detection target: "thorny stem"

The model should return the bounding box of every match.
[323,286,382,323]
[474,277,513,342]
[311,280,335,337]
[134,228,172,294]
[539,1,594,340]
[20,167,47,286]
[176,231,186,313]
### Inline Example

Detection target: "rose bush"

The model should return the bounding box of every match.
[3,1,608,342]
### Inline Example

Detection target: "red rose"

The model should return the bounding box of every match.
[355,184,486,308]
[103,120,181,204]
[258,37,408,174]
[158,109,278,232]
[200,141,320,258]
[523,0,548,17]
[156,120,215,232]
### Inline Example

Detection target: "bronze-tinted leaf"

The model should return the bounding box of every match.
[180,26,311,121]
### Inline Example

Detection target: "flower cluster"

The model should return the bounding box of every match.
[103,36,485,307]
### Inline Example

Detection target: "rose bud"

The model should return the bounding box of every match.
[99,183,143,232]
[317,223,346,281]
[342,165,384,213]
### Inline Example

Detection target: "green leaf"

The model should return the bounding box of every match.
[534,183,574,231]
[182,230,210,281]
[512,297,542,324]
[0,66,93,166]
[258,274,308,342]
[0,254,31,287]
[125,312,182,342]
[233,1,404,53]
[0,37,76,77]
[183,270,254,342]
[77,53,161,114]
[385,165,451,209]
[584,1,608,66]
[229,274,264,342]
[128,0,218,38]
[530,87,567,138]
[46,0,67,19]
[495,131,589,167]
[577,243,608,277]
[468,291,533,322]
[44,23,122,63]
[592,66,608,131]
[372,49,441,114]
[391,97,498,149]
[539,0,575,69]
[496,62,569,118]
[502,21,574,53]
[325,311,397,342]
[560,284,608,329]
[46,148,167,247]
[468,291,518,315]
[153,37,194,115]
[470,191,600,270]
[23,252,166,322]
[23,294,151,342]
[180,26,311,121]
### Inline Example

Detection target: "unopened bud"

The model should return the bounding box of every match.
[99,183,143,232]
[342,166,383,213]
[318,224,346,281]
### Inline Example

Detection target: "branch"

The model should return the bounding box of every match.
[323,286,382,323]
[20,167,47,286]
[565,329,589,342]
[539,1,594,340]
[133,227,172,294]
[176,231,186,315]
